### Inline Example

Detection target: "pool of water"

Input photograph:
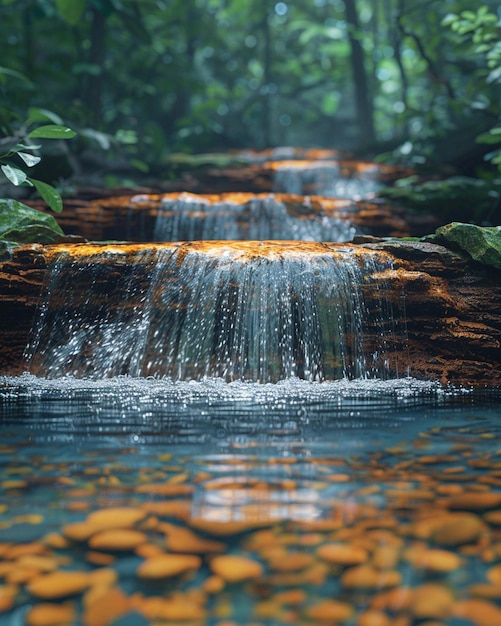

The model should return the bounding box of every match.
[1,375,501,625]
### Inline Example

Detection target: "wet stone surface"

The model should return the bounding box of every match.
[0,377,501,625]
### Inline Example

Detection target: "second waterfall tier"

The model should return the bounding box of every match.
[24,241,405,382]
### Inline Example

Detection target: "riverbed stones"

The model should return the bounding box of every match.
[28,571,91,599]
[136,554,201,579]
[209,555,263,583]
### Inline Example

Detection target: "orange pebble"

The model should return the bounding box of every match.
[453,598,501,626]
[28,571,91,599]
[159,522,226,554]
[0,585,17,613]
[340,564,401,590]
[448,492,501,511]
[137,554,201,579]
[88,529,147,551]
[357,609,391,626]
[25,601,76,626]
[82,587,130,626]
[210,555,263,583]
[410,583,454,620]
[86,507,147,529]
[316,542,368,566]
[305,599,353,622]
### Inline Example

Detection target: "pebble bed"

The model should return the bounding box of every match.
[1,378,501,625]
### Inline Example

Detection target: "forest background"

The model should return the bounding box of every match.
[1,0,501,218]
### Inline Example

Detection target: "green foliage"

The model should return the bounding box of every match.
[0,198,64,245]
[0,112,76,213]
[1,0,501,183]
[442,5,501,171]
[379,176,501,225]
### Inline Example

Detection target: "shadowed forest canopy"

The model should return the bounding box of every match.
[2,0,501,182]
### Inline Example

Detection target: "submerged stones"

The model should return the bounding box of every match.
[1,415,501,624]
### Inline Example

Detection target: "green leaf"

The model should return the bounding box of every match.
[1,164,27,186]
[17,152,41,167]
[0,66,34,86]
[28,178,64,213]
[0,199,64,244]
[56,0,86,25]
[27,107,64,125]
[27,125,77,140]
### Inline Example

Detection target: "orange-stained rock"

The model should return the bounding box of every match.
[317,542,369,567]
[28,571,91,599]
[409,583,454,620]
[305,599,353,622]
[25,601,76,626]
[340,564,401,590]
[82,587,131,626]
[88,529,148,551]
[210,555,263,583]
[137,553,201,579]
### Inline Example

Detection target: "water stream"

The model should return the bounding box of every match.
[1,162,500,624]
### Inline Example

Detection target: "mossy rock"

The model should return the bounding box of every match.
[429,222,501,270]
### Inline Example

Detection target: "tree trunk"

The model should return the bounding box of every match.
[344,0,376,149]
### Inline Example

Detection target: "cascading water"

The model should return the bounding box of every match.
[271,160,383,198]
[23,242,401,382]
[152,192,357,242]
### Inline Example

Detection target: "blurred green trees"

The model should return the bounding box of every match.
[1,0,501,178]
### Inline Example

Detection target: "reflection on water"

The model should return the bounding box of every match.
[1,376,501,624]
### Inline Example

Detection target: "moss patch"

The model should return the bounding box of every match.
[427,222,501,270]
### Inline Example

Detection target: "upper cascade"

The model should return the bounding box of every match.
[152,192,357,242]
[23,241,402,382]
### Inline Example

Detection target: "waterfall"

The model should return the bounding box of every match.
[152,193,356,242]
[23,242,401,382]
[271,161,383,199]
